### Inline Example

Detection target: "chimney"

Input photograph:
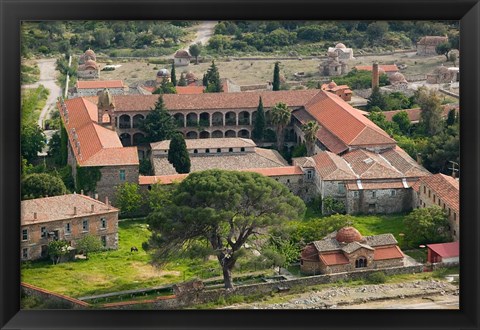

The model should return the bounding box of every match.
[33,212,37,221]
[73,207,77,215]
[91,204,95,213]
[372,62,379,89]
[94,193,99,200]
[105,196,110,209]
[81,189,84,195]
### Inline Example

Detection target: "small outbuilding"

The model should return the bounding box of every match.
[426,241,459,264]
[174,50,191,66]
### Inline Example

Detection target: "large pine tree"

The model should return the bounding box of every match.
[168,133,191,174]
[252,96,266,141]
[367,86,387,111]
[272,62,280,91]
[178,72,187,86]
[140,96,176,142]
[204,61,223,93]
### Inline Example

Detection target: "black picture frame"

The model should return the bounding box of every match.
[1,0,479,329]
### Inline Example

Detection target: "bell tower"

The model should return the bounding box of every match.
[97,88,115,128]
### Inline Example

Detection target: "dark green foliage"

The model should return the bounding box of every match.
[252,97,266,140]
[270,102,291,150]
[170,62,177,86]
[48,240,70,264]
[21,123,46,164]
[204,61,223,93]
[189,43,202,64]
[366,271,387,284]
[76,234,103,258]
[446,109,457,126]
[392,111,411,135]
[147,170,305,288]
[288,214,354,244]
[322,196,346,215]
[115,182,143,215]
[417,88,444,136]
[420,123,459,174]
[367,87,387,111]
[403,206,451,248]
[366,21,389,42]
[291,143,307,158]
[140,95,176,143]
[436,42,451,61]
[167,134,191,174]
[153,77,177,94]
[22,173,67,199]
[139,158,153,175]
[76,166,102,194]
[178,72,187,86]
[335,69,389,90]
[272,62,280,91]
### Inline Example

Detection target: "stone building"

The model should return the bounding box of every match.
[320,81,352,101]
[327,43,354,60]
[20,194,119,261]
[174,50,191,66]
[416,36,449,56]
[77,49,100,80]
[426,65,459,84]
[417,173,459,241]
[293,147,430,214]
[320,51,349,76]
[156,69,171,83]
[300,226,405,275]
[388,72,409,91]
[79,48,96,64]
[57,90,139,203]
[73,80,128,97]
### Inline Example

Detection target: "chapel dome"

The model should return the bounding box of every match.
[327,81,338,89]
[389,72,407,83]
[157,68,170,77]
[174,50,191,58]
[84,60,98,70]
[336,227,363,243]
[335,43,347,49]
[85,49,96,57]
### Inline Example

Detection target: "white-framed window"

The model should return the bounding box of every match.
[82,219,89,232]
[22,229,28,241]
[22,248,29,260]
[100,217,107,229]
[41,226,47,238]
[306,170,313,180]
[390,190,396,197]
[119,170,126,181]
[65,223,71,235]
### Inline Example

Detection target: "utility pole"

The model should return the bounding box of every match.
[448,161,459,178]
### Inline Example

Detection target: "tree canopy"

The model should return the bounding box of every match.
[270,102,291,150]
[147,170,306,288]
[301,121,320,156]
[115,182,143,215]
[203,61,223,93]
[22,173,67,200]
[272,62,281,91]
[189,43,202,65]
[168,134,191,174]
[417,88,444,136]
[403,206,451,248]
[140,95,177,142]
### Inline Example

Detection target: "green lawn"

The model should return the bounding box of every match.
[21,219,219,298]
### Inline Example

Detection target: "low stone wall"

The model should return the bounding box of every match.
[102,264,423,309]
[22,283,90,309]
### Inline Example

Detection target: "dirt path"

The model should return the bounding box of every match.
[23,58,62,128]
[188,21,216,48]
[222,279,459,310]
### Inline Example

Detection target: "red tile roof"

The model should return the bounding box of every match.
[139,166,303,185]
[342,149,404,179]
[355,64,399,73]
[380,146,431,178]
[21,194,118,225]
[310,152,356,180]
[175,86,205,94]
[58,98,139,166]
[76,80,125,89]
[346,181,406,190]
[382,104,459,123]
[373,246,404,260]
[304,91,396,148]
[319,252,350,266]
[417,36,449,46]
[420,173,459,214]
[427,241,459,258]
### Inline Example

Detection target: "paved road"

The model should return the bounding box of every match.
[24,58,62,128]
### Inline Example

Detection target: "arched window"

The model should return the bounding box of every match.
[193,149,198,154]
[355,257,367,268]
[240,147,245,152]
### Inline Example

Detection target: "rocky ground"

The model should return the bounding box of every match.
[222,279,459,310]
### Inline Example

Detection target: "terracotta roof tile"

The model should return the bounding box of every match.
[420,173,459,213]
[417,36,448,46]
[380,146,430,178]
[319,252,350,266]
[373,246,404,260]
[310,152,357,180]
[382,105,459,123]
[176,86,205,94]
[77,80,125,89]
[427,241,459,258]
[342,149,404,179]
[21,194,117,225]
[151,138,256,150]
[304,91,396,148]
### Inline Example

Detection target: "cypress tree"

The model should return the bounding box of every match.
[140,95,176,142]
[171,62,177,86]
[178,72,187,86]
[272,62,280,91]
[252,97,266,141]
[367,87,387,111]
[204,61,223,93]
[168,133,191,174]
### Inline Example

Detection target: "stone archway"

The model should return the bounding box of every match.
[133,133,145,145]
[225,130,236,138]
[186,131,198,139]
[120,133,131,146]
[199,131,210,139]
[186,113,198,127]
[212,130,223,138]
[199,112,210,127]
[119,114,131,129]
[132,114,145,129]
[237,129,250,138]
[225,112,236,126]
[212,112,223,126]
[238,111,250,125]
[174,113,185,128]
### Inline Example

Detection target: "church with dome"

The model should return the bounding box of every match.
[300,226,405,275]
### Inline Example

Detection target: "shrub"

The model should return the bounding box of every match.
[366,271,387,284]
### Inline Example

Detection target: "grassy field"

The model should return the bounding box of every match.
[99,52,449,87]
[21,219,220,297]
